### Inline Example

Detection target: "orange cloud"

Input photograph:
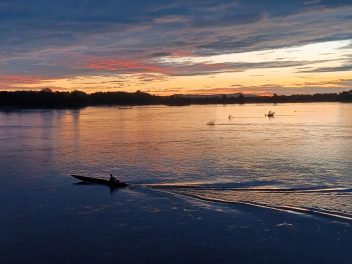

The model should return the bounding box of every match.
[0,75,42,85]
[169,50,194,57]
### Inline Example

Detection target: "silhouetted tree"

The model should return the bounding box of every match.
[238,94,245,104]
[40,88,53,93]
[0,89,351,109]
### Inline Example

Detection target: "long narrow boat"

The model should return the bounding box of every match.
[71,174,128,188]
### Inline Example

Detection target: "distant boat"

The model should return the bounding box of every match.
[265,111,275,118]
[206,119,215,126]
[71,174,128,188]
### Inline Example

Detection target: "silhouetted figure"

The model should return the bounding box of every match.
[266,110,275,117]
[110,174,119,183]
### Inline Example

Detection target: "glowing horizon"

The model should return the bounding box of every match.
[0,1,351,95]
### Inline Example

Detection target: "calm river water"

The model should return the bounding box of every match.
[0,103,351,263]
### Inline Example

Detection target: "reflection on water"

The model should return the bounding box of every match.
[1,103,352,263]
[1,103,351,186]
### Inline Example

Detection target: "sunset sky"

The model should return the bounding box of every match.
[0,0,351,95]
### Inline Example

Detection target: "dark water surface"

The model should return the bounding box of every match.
[0,103,351,263]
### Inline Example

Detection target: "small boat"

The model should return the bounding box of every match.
[206,119,215,126]
[265,111,275,118]
[71,174,128,188]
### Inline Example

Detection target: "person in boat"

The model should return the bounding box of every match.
[109,174,120,183]
[266,110,274,117]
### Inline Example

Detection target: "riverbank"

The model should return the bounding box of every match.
[0,89,351,108]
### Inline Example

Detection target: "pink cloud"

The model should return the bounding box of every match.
[85,58,169,74]
[0,75,42,85]
[169,50,194,57]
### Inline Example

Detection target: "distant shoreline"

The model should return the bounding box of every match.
[0,89,351,109]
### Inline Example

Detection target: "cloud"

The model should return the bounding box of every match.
[0,0,351,93]
[85,58,168,74]
[299,79,352,86]
[169,60,323,76]
[0,74,44,90]
[188,85,351,96]
[80,57,321,77]
[299,64,352,73]
[1,0,351,58]
[0,75,42,84]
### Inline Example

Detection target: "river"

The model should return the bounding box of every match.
[0,103,351,263]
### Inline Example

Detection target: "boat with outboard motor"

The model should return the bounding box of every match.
[71,174,128,188]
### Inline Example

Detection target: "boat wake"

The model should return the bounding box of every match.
[150,185,352,222]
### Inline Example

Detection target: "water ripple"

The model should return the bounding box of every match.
[153,185,352,222]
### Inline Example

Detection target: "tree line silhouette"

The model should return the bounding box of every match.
[0,88,351,108]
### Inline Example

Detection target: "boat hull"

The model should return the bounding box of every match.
[71,175,128,188]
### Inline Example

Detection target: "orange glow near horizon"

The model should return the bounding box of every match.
[5,40,352,96]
